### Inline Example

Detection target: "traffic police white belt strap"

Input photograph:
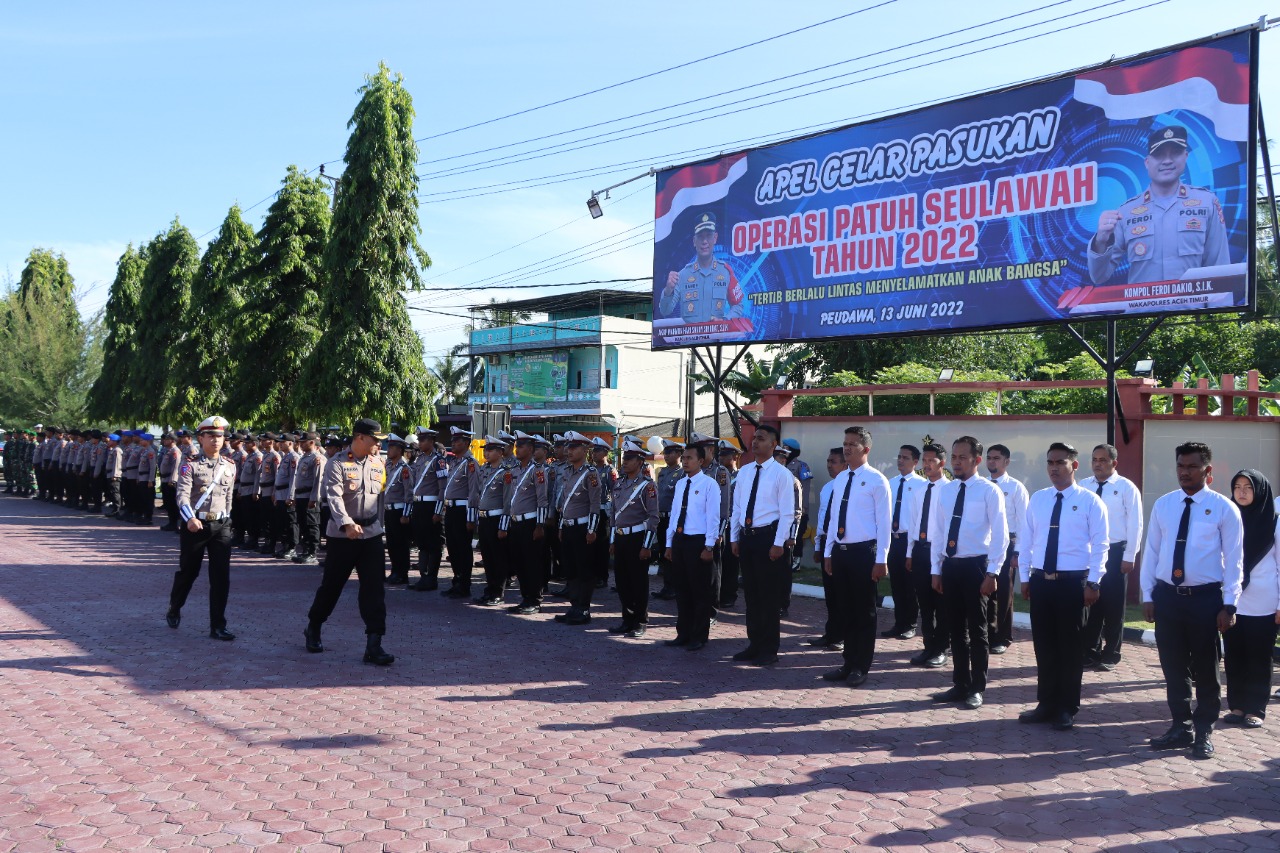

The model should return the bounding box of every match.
[561,516,591,527]
[616,523,649,535]
[414,495,439,502]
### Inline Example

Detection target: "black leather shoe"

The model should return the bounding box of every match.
[923,653,948,668]
[159,524,177,532]
[1149,725,1194,750]
[304,623,323,653]
[846,670,868,687]
[608,624,631,634]
[625,627,646,639]
[165,609,180,629]
[731,647,759,662]
[808,636,836,647]
[822,666,853,682]
[685,640,707,651]
[442,588,467,599]
[1192,730,1215,759]
[652,588,677,601]
[562,614,591,626]
[1095,660,1116,672]
[665,637,689,647]
[209,627,236,641]
[410,577,439,591]
[1052,711,1075,731]
[514,605,540,615]
[1019,706,1054,724]
[894,628,918,640]
[933,686,966,702]
[363,634,394,666]
[879,627,903,638]
[749,653,779,666]
[963,692,983,709]
[990,644,1009,655]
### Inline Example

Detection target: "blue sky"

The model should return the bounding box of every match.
[2,0,1276,361]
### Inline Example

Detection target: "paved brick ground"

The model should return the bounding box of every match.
[2,493,1280,852]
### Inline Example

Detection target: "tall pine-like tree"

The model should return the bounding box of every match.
[88,243,148,422]
[170,205,257,422]
[133,218,199,423]
[296,64,437,427]
[227,166,331,426]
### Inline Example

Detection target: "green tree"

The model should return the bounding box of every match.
[227,167,332,427]
[296,64,437,426]
[785,329,1044,385]
[793,370,868,417]
[431,353,470,404]
[87,244,148,422]
[0,249,90,424]
[693,351,804,404]
[133,219,199,422]
[169,205,257,421]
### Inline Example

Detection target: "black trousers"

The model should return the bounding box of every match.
[943,557,990,693]
[257,496,276,545]
[547,514,564,579]
[141,477,155,519]
[275,500,298,551]
[89,474,104,510]
[161,484,179,527]
[1153,581,1223,730]
[66,471,80,508]
[384,508,413,577]
[912,540,949,656]
[1029,572,1088,715]
[672,533,718,642]
[104,478,122,513]
[240,494,260,541]
[739,522,789,656]
[832,540,878,673]
[614,530,650,627]
[793,512,810,559]
[1224,614,1278,719]
[592,510,611,584]
[307,534,387,635]
[411,501,444,578]
[510,519,546,606]
[655,514,674,591]
[443,506,473,590]
[719,536,740,605]
[887,534,916,630]
[477,516,509,598]
[295,501,320,556]
[1082,542,1128,664]
[819,548,844,642]
[987,542,1015,646]
[562,523,594,614]
[169,519,232,630]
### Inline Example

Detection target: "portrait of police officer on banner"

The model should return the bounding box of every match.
[1088,125,1232,286]
[659,212,746,324]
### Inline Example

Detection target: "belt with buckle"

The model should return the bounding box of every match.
[742,521,778,536]
[562,516,591,527]
[388,502,408,510]
[444,499,468,508]
[478,509,505,518]
[414,495,439,502]
[617,523,649,535]
[1032,569,1086,580]
[197,511,225,521]
[834,539,875,551]
[1157,579,1222,597]
[512,512,539,522]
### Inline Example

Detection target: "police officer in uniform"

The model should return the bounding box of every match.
[658,213,745,323]
[382,433,415,584]
[1088,125,1231,285]
[439,426,478,599]
[290,432,325,565]
[237,436,262,550]
[255,433,280,554]
[135,433,158,525]
[103,433,123,515]
[555,431,603,625]
[158,432,182,530]
[274,433,301,559]
[505,431,551,614]
[653,439,685,601]
[408,426,446,590]
[471,435,513,605]
[716,441,743,608]
[304,418,395,666]
[166,416,238,641]
[590,437,616,588]
[610,440,660,638]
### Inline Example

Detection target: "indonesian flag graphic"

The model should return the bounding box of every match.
[1072,45,1249,141]
[654,153,749,242]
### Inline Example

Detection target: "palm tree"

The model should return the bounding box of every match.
[431,353,471,405]
[692,351,804,403]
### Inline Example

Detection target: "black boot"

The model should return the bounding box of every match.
[303,622,323,653]
[363,634,394,666]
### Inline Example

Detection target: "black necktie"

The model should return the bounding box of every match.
[1042,492,1063,573]
[837,471,856,537]
[675,478,691,534]
[945,481,966,557]
[919,482,934,541]
[1095,480,1106,497]
[821,486,834,542]
[1172,496,1193,585]
[744,463,762,526]
[892,478,904,531]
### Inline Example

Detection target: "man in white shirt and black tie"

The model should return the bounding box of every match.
[986,444,1029,654]
[809,447,848,651]
[821,427,893,686]
[729,424,797,667]
[1079,443,1144,671]
[904,442,950,668]
[930,436,1009,709]
[664,445,721,651]
[1142,441,1244,759]
[884,445,925,640]
[1015,442,1108,731]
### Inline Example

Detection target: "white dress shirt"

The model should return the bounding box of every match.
[1237,518,1280,617]
[1018,482,1109,583]
[1141,486,1245,606]
[992,472,1029,546]
[666,470,721,549]
[814,477,839,554]
[1079,473,1144,561]
[929,475,1010,575]
[888,472,926,536]
[730,457,797,548]
[902,475,945,546]
[823,462,893,562]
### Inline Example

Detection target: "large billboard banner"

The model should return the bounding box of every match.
[650,31,1257,349]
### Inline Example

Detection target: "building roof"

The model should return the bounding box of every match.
[468,288,649,314]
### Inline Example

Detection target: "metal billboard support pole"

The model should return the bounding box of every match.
[1066,317,1163,446]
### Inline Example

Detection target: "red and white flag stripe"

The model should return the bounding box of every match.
[654,153,749,242]
[1073,45,1249,142]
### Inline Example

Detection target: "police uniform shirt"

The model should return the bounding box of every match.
[558,463,603,531]
[505,460,550,527]
[992,472,1029,548]
[822,462,893,562]
[1236,518,1280,618]
[159,445,182,485]
[323,449,386,539]
[594,461,616,510]
[275,450,299,496]
[1140,486,1244,606]
[383,456,414,506]
[136,445,157,481]
[611,472,659,546]
[666,470,721,549]
[888,472,926,535]
[1087,182,1230,285]
[1079,473,1144,561]
[176,452,236,522]
[290,450,326,503]
[729,457,796,548]
[257,450,280,497]
[92,442,107,478]
[659,258,746,324]
[105,445,123,478]
[704,460,733,534]
[123,443,140,480]
[928,475,1010,576]
[468,460,511,523]
[411,450,446,499]
[902,476,946,545]
[443,453,478,503]
[1018,483,1109,583]
[238,450,262,497]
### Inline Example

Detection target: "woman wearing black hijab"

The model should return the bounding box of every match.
[1223,470,1280,727]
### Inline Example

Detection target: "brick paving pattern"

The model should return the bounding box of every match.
[2,493,1279,851]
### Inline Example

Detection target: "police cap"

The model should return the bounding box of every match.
[1149,125,1189,153]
